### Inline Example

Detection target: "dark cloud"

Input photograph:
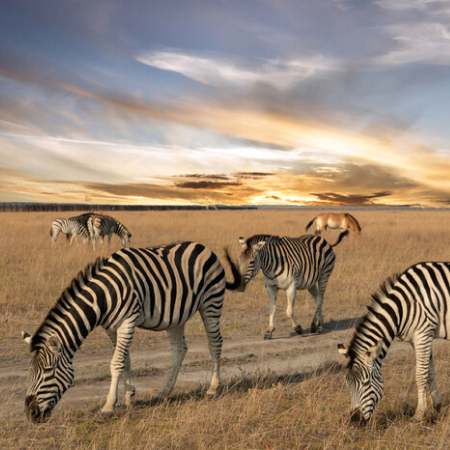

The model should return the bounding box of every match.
[310,191,393,206]
[175,180,242,190]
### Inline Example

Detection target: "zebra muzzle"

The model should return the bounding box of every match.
[25,395,51,423]
[350,408,366,426]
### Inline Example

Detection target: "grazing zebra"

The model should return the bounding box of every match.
[338,262,450,424]
[22,242,241,422]
[50,218,90,246]
[87,214,132,249]
[237,234,340,339]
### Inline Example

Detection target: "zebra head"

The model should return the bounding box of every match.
[237,237,266,291]
[22,331,74,423]
[338,341,384,425]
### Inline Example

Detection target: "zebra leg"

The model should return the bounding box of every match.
[427,350,442,412]
[286,284,302,335]
[157,326,188,400]
[412,335,434,421]
[101,321,136,417]
[200,307,223,396]
[69,233,76,245]
[308,284,324,333]
[105,329,136,408]
[52,229,59,246]
[107,233,113,246]
[264,283,278,339]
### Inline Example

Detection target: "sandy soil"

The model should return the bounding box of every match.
[1,317,376,420]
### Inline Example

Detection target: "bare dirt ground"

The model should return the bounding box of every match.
[4,315,424,423]
[2,318,362,420]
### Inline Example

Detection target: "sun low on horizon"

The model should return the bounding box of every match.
[1,0,450,208]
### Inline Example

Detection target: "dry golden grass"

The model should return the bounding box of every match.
[2,209,450,449]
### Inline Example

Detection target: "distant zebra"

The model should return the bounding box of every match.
[22,242,241,422]
[338,262,450,424]
[237,234,340,339]
[50,218,90,246]
[87,214,132,249]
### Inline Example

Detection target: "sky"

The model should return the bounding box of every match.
[1,0,450,207]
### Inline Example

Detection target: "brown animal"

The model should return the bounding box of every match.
[305,213,361,247]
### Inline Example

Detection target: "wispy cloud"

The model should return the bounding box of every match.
[372,22,450,67]
[136,50,342,90]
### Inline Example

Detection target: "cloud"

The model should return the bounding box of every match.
[371,22,450,67]
[136,50,342,90]
[310,191,393,206]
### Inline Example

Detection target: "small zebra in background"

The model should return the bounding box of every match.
[87,214,132,249]
[50,218,90,246]
[22,241,241,421]
[237,234,340,339]
[338,262,450,424]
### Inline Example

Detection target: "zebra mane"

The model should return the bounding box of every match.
[30,257,107,351]
[246,234,280,246]
[346,273,399,365]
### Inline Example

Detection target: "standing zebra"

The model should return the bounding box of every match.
[50,218,90,246]
[338,262,450,424]
[22,242,241,422]
[87,214,132,249]
[237,234,340,339]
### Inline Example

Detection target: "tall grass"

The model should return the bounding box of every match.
[2,209,450,448]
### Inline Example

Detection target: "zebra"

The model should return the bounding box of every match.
[237,234,340,339]
[22,242,241,422]
[50,218,90,246]
[338,262,450,424]
[87,214,132,249]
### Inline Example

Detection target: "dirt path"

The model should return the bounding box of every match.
[2,318,416,421]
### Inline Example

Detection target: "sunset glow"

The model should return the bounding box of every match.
[1,1,450,207]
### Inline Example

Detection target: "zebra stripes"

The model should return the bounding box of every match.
[22,241,241,421]
[87,214,132,249]
[50,218,90,245]
[338,261,450,423]
[237,234,337,339]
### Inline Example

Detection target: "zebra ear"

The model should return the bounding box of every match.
[48,335,62,354]
[337,343,349,358]
[253,241,266,252]
[22,331,33,346]
[364,340,383,363]
[239,237,247,250]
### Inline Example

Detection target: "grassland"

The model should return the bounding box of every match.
[2,209,450,449]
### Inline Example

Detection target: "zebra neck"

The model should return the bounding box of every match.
[349,303,398,362]
[35,293,102,357]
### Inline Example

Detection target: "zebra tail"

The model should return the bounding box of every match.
[305,217,316,232]
[223,247,242,290]
[331,230,349,247]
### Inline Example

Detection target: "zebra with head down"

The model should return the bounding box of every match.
[87,214,132,249]
[338,261,450,424]
[22,241,241,422]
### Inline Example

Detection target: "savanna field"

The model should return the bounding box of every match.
[2,209,450,449]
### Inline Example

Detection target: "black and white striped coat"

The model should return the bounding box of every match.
[338,262,450,423]
[22,242,241,422]
[50,218,90,245]
[87,214,131,249]
[238,234,337,339]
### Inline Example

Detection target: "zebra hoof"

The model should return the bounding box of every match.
[263,332,273,340]
[310,324,317,333]
[294,325,302,335]
[100,410,114,419]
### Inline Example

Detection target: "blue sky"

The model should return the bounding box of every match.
[1,0,450,206]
